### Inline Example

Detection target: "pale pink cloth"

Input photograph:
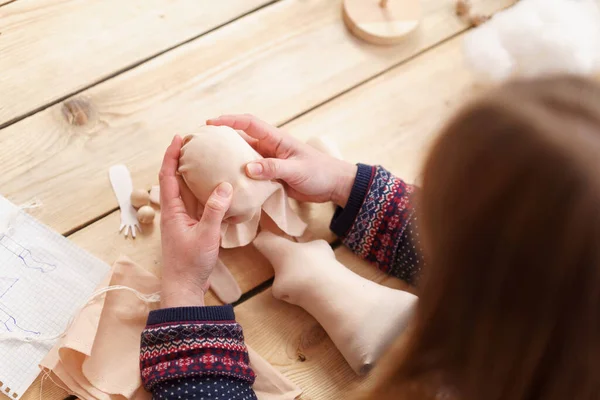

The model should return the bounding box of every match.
[254,232,417,375]
[40,256,301,400]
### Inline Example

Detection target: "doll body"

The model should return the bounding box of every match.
[179,126,306,248]
[180,126,277,224]
[253,231,417,374]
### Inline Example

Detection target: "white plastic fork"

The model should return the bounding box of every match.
[109,164,140,238]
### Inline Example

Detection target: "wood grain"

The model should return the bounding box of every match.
[0,0,514,237]
[286,34,482,184]
[35,22,487,368]
[281,35,487,232]
[24,32,485,400]
[21,32,483,400]
[11,0,516,397]
[53,27,491,298]
[21,374,68,400]
[0,0,272,126]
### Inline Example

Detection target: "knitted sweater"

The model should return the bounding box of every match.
[140,164,424,399]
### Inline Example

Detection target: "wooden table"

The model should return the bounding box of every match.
[0,0,513,398]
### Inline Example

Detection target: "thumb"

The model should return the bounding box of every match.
[200,182,233,230]
[246,158,297,181]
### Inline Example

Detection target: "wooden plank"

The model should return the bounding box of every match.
[33,23,486,367]
[28,20,483,369]
[22,30,488,400]
[286,34,481,185]
[15,4,513,399]
[236,246,411,400]
[0,0,272,126]
[0,0,514,237]
[50,27,486,311]
[19,8,509,399]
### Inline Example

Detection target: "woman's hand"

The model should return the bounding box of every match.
[207,114,357,207]
[159,135,233,309]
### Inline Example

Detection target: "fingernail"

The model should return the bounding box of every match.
[247,162,263,177]
[217,182,233,197]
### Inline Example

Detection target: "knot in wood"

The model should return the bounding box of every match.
[62,98,92,126]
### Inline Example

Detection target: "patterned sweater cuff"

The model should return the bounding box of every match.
[140,305,255,390]
[330,163,375,237]
[341,165,417,267]
[147,305,235,324]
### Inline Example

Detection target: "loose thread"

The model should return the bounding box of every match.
[39,368,73,400]
[0,286,160,343]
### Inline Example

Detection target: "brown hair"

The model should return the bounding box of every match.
[367,76,600,400]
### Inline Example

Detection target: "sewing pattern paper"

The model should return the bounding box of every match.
[0,196,109,399]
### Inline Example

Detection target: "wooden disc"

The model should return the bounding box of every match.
[342,0,420,45]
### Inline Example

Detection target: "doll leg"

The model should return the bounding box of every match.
[254,231,417,374]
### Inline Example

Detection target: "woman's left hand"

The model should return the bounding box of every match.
[159,135,233,309]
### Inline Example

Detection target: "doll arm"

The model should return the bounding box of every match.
[140,305,257,400]
[330,164,425,285]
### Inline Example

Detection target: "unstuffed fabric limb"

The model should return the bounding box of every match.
[253,231,417,375]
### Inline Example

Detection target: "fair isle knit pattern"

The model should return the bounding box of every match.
[140,321,255,390]
[342,166,425,285]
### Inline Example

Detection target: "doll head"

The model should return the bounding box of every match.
[178,125,306,247]
[180,126,276,224]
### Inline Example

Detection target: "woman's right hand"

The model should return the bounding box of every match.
[207,114,357,207]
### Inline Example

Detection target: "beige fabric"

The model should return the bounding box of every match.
[40,256,301,400]
[253,231,417,375]
[178,126,306,248]
[40,257,158,400]
[210,258,242,304]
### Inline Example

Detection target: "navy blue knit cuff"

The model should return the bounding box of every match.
[147,305,235,325]
[330,163,374,237]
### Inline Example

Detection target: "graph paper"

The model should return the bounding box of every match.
[0,196,110,399]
